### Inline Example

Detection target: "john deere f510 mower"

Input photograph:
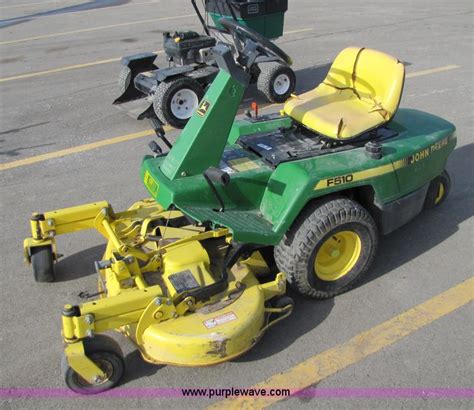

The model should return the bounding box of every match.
[113,0,295,128]
[24,19,455,394]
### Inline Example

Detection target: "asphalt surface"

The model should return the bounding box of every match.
[0,0,473,409]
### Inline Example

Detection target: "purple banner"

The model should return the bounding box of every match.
[1,387,473,399]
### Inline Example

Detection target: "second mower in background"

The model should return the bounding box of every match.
[113,0,296,128]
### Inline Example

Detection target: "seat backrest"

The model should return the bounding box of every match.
[323,47,362,89]
[353,48,405,120]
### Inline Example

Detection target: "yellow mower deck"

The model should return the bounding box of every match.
[24,199,290,385]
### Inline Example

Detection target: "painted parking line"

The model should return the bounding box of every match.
[0,129,159,172]
[0,51,163,83]
[0,0,64,9]
[0,64,460,172]
[406,64,460,78]
[0,14,194,46]
[0,28,313,83]
[283,28,313,35]
[209,277,474,409]
[0,1,163,22]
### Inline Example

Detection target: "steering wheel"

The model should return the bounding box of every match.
[219,18,292,66]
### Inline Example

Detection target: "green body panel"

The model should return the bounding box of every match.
[209,12,285,38]
[259,109,456,236]
[160,70,246,180]
[228,115,292,144]
[386,109,457,196]
[142,108,456,245]
[142,152,272,213]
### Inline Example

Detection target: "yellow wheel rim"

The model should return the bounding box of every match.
[314,231,362,281]
[434,182,445,204]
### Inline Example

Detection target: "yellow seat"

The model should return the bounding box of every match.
[284,47,405,139]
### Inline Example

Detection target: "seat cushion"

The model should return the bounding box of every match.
[284,83,385,139]
[284,47,405,139]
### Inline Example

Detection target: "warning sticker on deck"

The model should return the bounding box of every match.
[203,312,237,329]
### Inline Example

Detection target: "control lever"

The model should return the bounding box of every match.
[150,117,172,150]
[148,140,163,156]
[203,167,230,212]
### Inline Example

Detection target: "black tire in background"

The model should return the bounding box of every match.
[424,170,451,209]
[274,197,378,299]
[117,66,132,95]
[31,245,55,282]
[153,77,204,129]
[257,63,296,103]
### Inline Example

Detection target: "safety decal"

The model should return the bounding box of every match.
[144,170,159,196]
[203,312,238,329]
[168,270,200,293]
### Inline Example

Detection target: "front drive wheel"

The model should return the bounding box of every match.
[257,62,296,103]
[62,335,124,395]
[274,197,378,299]
[153,77,204,129]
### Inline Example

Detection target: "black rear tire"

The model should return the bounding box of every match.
[424,170,451,209]
[274,197,378,299]
[153,76,204,129]
[257,63,296,103]
[62,335,124,395]
[31,246,55,283]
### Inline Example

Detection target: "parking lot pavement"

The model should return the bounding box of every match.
[0,0,472,409]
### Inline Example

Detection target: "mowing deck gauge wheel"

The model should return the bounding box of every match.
[275,197,378,299]
[31,245,55,283]
[424,170,451,209]
[153,76,204,128]
[62,335,124,394]
[257,62,296,103]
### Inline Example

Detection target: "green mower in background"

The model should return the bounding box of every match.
[114,0,295,128]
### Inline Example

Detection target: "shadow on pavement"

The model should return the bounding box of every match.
[55,244,105,282]
[122,350,165,384]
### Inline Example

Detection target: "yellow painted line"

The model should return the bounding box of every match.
[406,65,460,78]
[0,14,194,46]
[0,27,313,83]
[283,28,313,35]
[0,64,461,171]
[209,277,474,409]
[0,129,161,171]
[0,0,62,9]
[0,51,162,83]
[0,1,162,19]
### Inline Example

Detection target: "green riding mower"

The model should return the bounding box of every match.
[113,0,296,128]
[25,19,455,394]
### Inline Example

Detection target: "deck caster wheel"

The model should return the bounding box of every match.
[257,62,296,103]
[153,76,204,129]
[424,170,451,209]
[31,245,55,283]
[269,295,294,322]
[62,335,124,395]
[275,197,378,299]
[272,295,294,309]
